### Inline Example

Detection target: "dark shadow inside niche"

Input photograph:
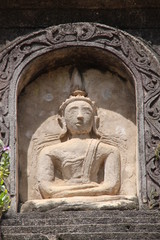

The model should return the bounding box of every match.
[18,46,136,125]
[18,46,135,94]
[17,46,136,204]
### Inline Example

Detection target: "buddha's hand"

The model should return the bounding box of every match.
[67,178,99,186]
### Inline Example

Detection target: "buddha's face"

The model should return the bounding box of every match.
[64,100,94,136]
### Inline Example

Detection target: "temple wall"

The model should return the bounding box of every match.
[1,0,160,57]
[1,1,160,212]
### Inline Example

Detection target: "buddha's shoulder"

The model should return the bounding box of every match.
[44,138,91,151]
[97,141,119,155]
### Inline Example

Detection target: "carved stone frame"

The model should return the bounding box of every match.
[0,23,159,212]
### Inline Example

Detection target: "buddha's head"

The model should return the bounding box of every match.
[58,69,100,138]
[59,68,98,139]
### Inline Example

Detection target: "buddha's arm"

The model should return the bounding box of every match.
[37,147,99,198]
[37,147,56,198]
[37,144,120,199]
[39,179,99,199]
[40,182,100,198]
[103,147,121,194]
[49,145,121,198]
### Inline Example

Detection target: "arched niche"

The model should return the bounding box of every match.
[0,23,160,212]
[18,47,136,206]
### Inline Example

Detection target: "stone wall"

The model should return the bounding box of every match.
[1,0,160,56]
[1,0,160,212]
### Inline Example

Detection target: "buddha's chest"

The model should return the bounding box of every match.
[54,139,96,180]
[56,139,89,160]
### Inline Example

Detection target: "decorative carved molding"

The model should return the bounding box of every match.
[0,23,160,208]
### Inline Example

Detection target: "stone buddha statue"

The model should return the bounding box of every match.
[36,88,121,199]
[21,68,137,212]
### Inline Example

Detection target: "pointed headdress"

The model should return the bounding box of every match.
[59,68,97,116]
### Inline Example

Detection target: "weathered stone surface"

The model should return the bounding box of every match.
[2,215,160,227]
[0,0,160,9]
[56,232,160,240]
[2,232,160,240]
[1,4,160,49]
[3,209,160,219]
[0,22,160,211]
[0,3,160,240]
[21,197,138,213]
[2,211,160,225]
[1,210,160,240]
[2,234,51,240]
[1,29,160,52]
[2,222,160,235]
[18,67,136,210]
[1,9,160,29]
[0,0,160,53]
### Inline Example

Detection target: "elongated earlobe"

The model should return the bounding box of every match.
[93,116,100,137]
[57,117,67,137]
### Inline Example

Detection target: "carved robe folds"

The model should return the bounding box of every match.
[37,138,121,199]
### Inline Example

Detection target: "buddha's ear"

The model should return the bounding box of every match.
[93,116,100,137]
[57,116,67,138]
[94,116,100,128]
[58,116,67,131]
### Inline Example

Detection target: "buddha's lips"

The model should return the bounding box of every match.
[76,121,83,126]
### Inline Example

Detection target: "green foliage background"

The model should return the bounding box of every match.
[0,140,11,214]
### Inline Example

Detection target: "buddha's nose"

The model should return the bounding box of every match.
[77,111,84,120]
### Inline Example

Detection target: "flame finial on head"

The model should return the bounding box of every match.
[59,68,97,116]
[71,68,82,90]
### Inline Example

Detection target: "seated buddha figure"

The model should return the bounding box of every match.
[37,89,121,199]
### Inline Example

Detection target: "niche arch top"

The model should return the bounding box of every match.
[18,46,135,96]
[0,23,160,212]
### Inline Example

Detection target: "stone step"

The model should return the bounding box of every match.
[1,216,160,226]
[56,232,160,240]
[1,223,160,235]
[3,210,160,220]
[2,232,160,240]
[1,233,50,240]
[1,210,160,239]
